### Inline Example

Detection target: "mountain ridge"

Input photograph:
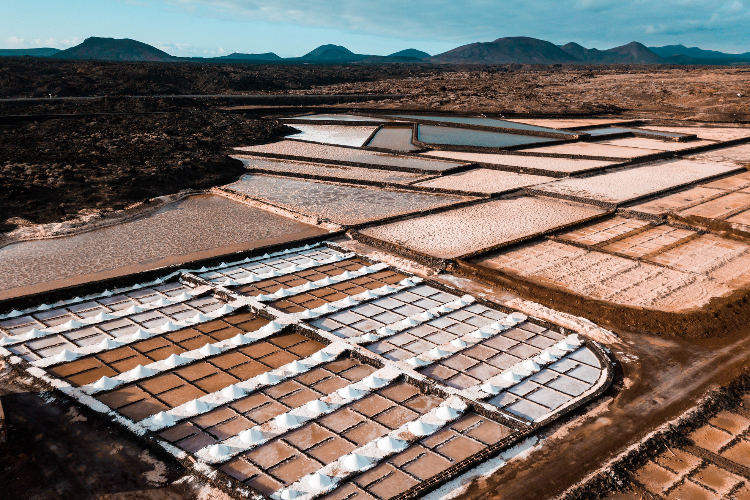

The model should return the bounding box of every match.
[4,36,749,65]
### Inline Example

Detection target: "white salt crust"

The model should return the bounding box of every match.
[286,125,380,148]
[0,242,610,500]
[421,150,615,174]
[194,365,403,464]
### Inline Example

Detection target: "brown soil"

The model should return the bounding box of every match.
[0,111,294,230]
[314,66,750,121]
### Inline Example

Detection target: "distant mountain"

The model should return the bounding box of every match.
[51,37,178,62]
[388,49,430,59]
[560,41,661,64]
[429,37,579,64]
[299,44,368,62]
[650,44,750,62]
[218,52,281,61]
[0,47,61,57]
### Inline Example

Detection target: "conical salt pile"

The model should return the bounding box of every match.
[222,279,239,287]
[98,338,121,349]
[230,333,251,346]
[6,310,23,318]
[419,311,434,320]
[257,372,280,384]
[316,303,337,313]
[437,305,452,313]
[407,420,434,436]
[337,271,355,280]
[160,321,181,332]
[399,278,415,287]
[509,312,527,322]
[337,386,361,400]
[317,277,335,286]
[131,329,152,340]
[124,305,143,315]
[406,357,428,367]
[199,343,221,356]
[307,472,331,489]
[189,313,210,324]
[361,333,379,342]
[275,413,298,428]
[185,399,208,414]
[55,349,79,362]
[480,383,500,394]
[555,340,574,352]
[274,288,292,297]
[37,303,51,311]
[306,400,329,415]
[60,320,83,330]
[451,338,467,348]
[379,285,395,294]
[301,282,316,291]
[539,350,558,362]
[128,365,154,379]
[502,371,521,383]
[359,290,377,299]
[261,321,282,333]
[300,309,320,319]
[489,321,505,330]
[239,428,263,445]
[522,359,541,372]
[174,292,193,301]
[342,453,370,471]
[152,297,171,307]
[285,360,308,374]
[436,406,460,420]
[152,411,175,426]
[92,312,113,322]
[93,376,119,390]
[472,329,492,339]
[376,327,394,336]
[429,347,447,358]
[214,304,235,315]
[0,336,15,345]
[208,444,230,459]
[401,317,418,327]
[312,351,332,362]
[25,328,46,339]
[342,297,358,306]
[221,384,246,399]
[163,354,188,368]
[363,375,386,389]
[377,436,407,452]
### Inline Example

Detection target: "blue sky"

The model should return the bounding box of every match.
[3,0,750,57]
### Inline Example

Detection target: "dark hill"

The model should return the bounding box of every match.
[300,44,368,62]
[650,44,750,62]
[429,36,578,64]
[388,49,430,59]
[561,41,662,63]
[218,52,281,61]
[51,37,178,62]
[0,48,61,57]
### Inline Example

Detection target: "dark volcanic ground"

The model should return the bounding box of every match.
[0,112,293,231]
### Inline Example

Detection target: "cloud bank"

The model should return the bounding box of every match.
[165,0,750,51]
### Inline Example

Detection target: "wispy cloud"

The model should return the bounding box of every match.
[160,0,750,50]
[2,36,82,49]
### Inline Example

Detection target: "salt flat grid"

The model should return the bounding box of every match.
[0,241,610,500]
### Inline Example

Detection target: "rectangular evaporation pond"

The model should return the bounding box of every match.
[236,141,465,173]
[532,159,741,205]
[422,151,615,175]
[417,125,558,149]
[367,127,420,152]
[286,125,379,148]
[289,114,388,122]
[414,169,553,195]
[0,195,326,299]
[225,174,472,226]
[235,156,429,185]
[386,114,577,136]
[359,197,606,259]
[584,127,687,139]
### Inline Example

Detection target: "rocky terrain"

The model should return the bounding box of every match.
[0,112,293,231]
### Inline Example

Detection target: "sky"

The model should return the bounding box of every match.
[2,0,750,57]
